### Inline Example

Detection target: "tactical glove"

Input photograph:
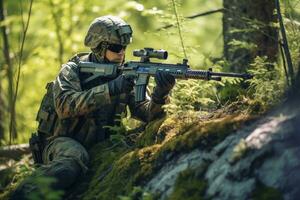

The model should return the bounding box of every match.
[108,75,134,96]
[152,71,175,102]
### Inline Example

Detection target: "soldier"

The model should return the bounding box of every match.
[11,15,175,199]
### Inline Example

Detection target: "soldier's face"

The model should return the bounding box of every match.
[105,49,125,64]
[105,43,126,64]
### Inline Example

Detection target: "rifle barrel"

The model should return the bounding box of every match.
[185,70,253,80]
[210,71,253,79]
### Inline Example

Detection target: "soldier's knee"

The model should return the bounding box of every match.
[52,159,81,189]
[43,137,90,169]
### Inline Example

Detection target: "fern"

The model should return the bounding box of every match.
[247,56,285,110]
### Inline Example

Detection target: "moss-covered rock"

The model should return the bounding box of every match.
[168,169,207,200]
[252,182,283,200]
[75,111,255,200]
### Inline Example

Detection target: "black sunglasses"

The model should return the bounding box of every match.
[107,44,126,53]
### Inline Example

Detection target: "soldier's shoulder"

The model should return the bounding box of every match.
[69,52,90,63]
[58,52,91,78]
[61,52,89,72]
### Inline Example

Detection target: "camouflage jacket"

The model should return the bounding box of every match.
[52,53,166,148]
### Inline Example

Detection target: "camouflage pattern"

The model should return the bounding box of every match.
[41,137,89,180]
[52,52,166,148]
[84,15,132,48]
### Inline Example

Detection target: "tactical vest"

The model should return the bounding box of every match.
[30,80,57,164]
[36,81,57,138]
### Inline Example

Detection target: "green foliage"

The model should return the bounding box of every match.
[0,155,63,200]
[104,114,128,145]
[228,39,258,53]
[246,56,285,112]
[0,155,34,199]
[25,175,64,200]
[165,73,220,115]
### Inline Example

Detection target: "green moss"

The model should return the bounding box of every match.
[136,117,166,148]
[81,142,161,200]
[155,114,254,163]
[168,169,207,200]
[119,186,155,200]
[75,141,130,200]
[80,137,160,200]
[229,138,249,164]
[0,155,34,200]
[93,150,140,199]
[252,182,283,200]
[77,112,255,200]
[0,168,15,191]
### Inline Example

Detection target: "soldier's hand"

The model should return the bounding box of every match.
[153,71,175,98]
[108,75,134,96]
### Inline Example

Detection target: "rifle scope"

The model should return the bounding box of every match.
[133,48,168,60]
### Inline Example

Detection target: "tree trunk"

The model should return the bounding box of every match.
[223,0,278,72]
[0,0,17,141]
[0,84,4,141]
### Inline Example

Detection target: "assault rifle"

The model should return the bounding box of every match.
[79,48,253,102]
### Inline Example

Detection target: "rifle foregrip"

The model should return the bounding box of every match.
[186,70,210,80]
[135,85,146,102]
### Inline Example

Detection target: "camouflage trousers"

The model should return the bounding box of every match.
[10,137,89,199]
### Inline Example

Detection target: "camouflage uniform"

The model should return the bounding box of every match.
[10,16,172,199]
[52,52,165,148]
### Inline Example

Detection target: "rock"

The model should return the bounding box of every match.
[145,103,300,200]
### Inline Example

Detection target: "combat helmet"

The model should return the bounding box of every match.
[84,15,132,60]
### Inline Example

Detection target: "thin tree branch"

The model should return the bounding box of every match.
[10,0,34,143]
[279,42,290,86]
[171,0,187,59]
[49,0,64,65]
[157,8,224,31]
[187,8,224,19]
[0,0,17,143]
